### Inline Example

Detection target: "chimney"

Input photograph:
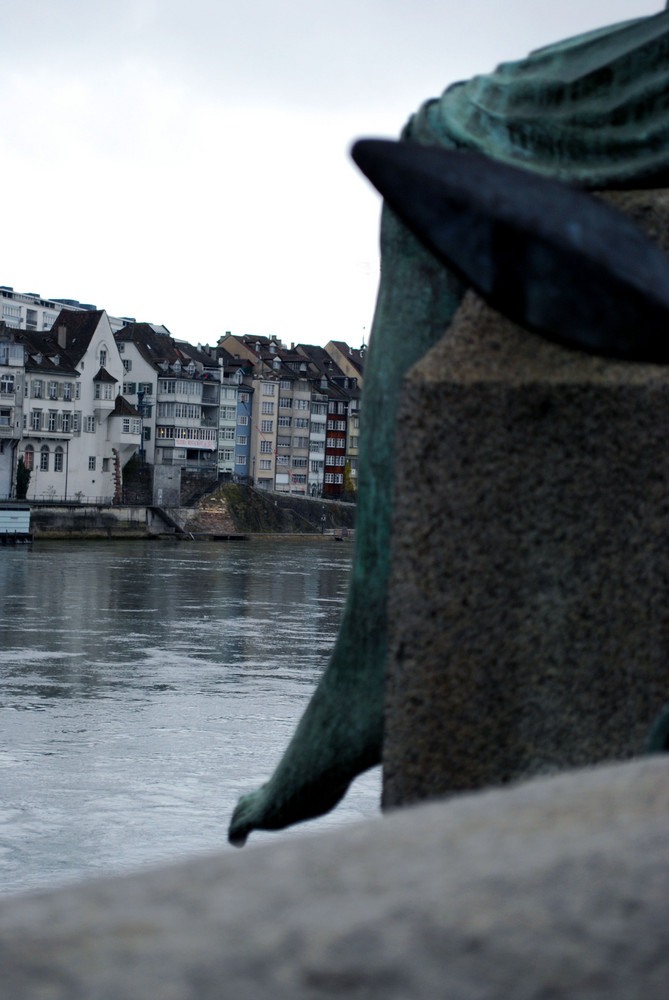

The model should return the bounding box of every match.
[57,325,67,349]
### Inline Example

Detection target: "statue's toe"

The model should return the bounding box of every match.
[228,789,263,847]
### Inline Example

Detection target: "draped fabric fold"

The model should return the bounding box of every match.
[407,9,669,189]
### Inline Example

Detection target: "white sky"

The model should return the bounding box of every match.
[1,1,662,348]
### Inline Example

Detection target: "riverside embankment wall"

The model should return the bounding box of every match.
[28,485,356,539]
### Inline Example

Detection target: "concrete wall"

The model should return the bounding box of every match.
[0,756,667,998]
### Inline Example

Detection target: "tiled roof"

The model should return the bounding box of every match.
[52,309,106,364]
[14,329,79,376]
[93,366,118,383]
[112,395,141,417]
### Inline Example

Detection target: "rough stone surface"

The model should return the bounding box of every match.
[383,190,669,810]
[1,757,668,999]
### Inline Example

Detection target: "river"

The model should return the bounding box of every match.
[0,538,381,896]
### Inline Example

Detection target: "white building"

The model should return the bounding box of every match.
[1,286,132,335]
[0,331,26,498]
[19,310,141,501]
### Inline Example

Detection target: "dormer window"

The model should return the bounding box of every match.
[186,361,196,375]
[173,360,182,373]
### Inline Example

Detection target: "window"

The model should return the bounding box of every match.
[122,418,130,433]
[237,435,247,446]
[259,459,272,470]
[350,436,359,448]
[99,349,107,366]
[123,359,132,372]
[311,460,323,472]
[261,382,275,396]
[0,373,14,393]
[280,379,291,390]
[276,455,289,466]
[74,383,80,400]
[279,396,292,409]
[292,474,307,484]
[239,392,250,403]
[40,446,49,471]
[276,435,291,448]
[95,383,101,399]
[105,383,113,400]
[48,411,57,431]
[222,427,235,440]
[0,407,10,426]
[278,415,291,427]
[102,458,110,472]
[261,419,273,433]
[62,413,71,433]
[294,417,309,428]
[260,440,273,453]
[294,436,309,449]
[49,381,58,399]
[123,382,136,395]
[88,456,96,471]
[292,457,308,468]
[353,416,360,429]
[294,399,309,411]
[33,380,43,398]
[236,454,247,466]
[144,427,151,441]
[325,473,334,484]
[84,416,95,433]
[221,405,236,420]
[24,445,34,469]
[261,401,274,415]
[54,447,64,472]
[326,437,344,449]
[72,412,80,433]
[139,382,153,394]
[63,382,71,401]
[326,455,336,466]
[237,415,249,426]
[219,448,234,462]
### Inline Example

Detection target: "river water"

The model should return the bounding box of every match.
[0,538,381,897]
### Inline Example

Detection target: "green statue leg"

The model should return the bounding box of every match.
[228,207,465,845]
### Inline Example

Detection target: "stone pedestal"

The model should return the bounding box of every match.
[383,289,669,809]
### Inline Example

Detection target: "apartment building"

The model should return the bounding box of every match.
[115,325,220,470]
[1,286,132,335]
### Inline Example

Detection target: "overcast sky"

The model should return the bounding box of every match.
[2,1,662,348]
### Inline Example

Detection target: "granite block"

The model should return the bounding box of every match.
[384,190,669,809]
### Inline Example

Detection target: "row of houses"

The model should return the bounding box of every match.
[0,292,366,504]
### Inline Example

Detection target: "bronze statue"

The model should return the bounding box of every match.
[229,6,669,845]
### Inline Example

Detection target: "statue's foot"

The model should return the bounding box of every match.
[228,788,266,847]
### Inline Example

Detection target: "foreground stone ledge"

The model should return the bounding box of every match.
[1,756,668,999]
